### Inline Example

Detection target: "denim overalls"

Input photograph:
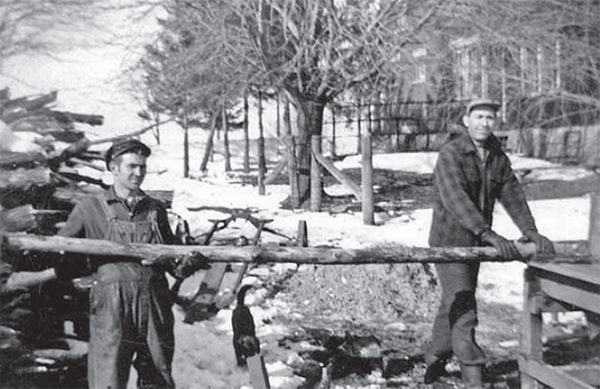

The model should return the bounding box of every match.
[88,194,175,389]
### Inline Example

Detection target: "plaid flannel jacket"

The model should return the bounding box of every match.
[428,130,537,248]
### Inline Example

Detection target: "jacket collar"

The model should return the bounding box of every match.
[458,127,502,155]
[105,186,148,205]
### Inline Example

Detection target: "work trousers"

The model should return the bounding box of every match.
[424,261,486,366]
[88,262,175,389]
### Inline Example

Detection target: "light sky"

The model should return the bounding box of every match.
[0,4,161,136]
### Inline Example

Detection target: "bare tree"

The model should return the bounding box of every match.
[233,0,449,206]
[0,0,125,68]
[139,0,598,204]
[136,0,257,177]
[432,0,600,125]
[141,0,447,207]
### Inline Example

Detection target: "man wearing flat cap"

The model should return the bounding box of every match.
[57,138,207,388]
[422,98,554,388]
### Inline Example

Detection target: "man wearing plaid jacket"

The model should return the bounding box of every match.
[423,98,554,388]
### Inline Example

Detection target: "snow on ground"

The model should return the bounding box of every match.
[110,128,597,389]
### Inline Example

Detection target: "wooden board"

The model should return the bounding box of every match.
[519,358,597,389]
[247,354,271,389]
[539,277,600,314]
[529,263,600,286]
[189,263,229,306]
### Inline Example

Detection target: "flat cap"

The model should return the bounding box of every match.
[105,138,151,168]
[466,98,500,115]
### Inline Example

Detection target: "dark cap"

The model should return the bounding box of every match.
[105,138,151,168]
[466,98,500,115]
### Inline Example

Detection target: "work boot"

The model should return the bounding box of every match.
[423,357,447,384]
[459,364,483,389]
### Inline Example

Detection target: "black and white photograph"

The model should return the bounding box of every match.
[1,1,599,388]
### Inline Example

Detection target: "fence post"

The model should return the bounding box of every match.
[331,105,337,158]
[310,135,322,212]
[362,133,374,225]
[297,220,308,247]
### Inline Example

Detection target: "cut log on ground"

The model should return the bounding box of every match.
[0,205,39,232]
[2,232,591,265]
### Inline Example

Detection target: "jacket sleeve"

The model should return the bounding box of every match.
[435,148,489,237]
[497,160,538,234]
[57,202,86,238]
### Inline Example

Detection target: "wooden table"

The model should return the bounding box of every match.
[519,262,600,389]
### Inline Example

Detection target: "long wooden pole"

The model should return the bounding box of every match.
[312,151,361,201]
[2,232,590,265]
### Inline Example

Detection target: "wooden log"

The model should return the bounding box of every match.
[0,137,91,173]
[0,151,46,168]
[69,157,104,171]
[50,111,104,126]
[0,205,38,232]
[0,166,50,188]
[313,151,361,201]
[1,91,58,123]
[4,268,57,291]
[1,232,592,265]
[48,138,92,169]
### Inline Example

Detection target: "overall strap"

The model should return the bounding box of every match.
[146,207,165,244]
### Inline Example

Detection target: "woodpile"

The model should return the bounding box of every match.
[0,88,106,388]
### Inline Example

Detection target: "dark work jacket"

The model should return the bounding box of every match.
[428,130,537,248]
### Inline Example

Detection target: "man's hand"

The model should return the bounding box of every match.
[146,252,211,279]
[480,229,522,260]
[172,251,211,279]
[147,255,176,274]
[522,230,555,255]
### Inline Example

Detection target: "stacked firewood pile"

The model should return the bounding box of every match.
[0,88,106,388]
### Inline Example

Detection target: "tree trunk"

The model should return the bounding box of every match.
[295,98,326,207]
[331,104,336,158]
[310,135,322,212]
[183,112,190,178]
[258,91,266,195]
[199,114,218,172]
[153,112,161,145]
[282,94,299,208]
[357,97,362,154]
[243,92,250,173]
[3,232,588,265]
[371,93,381,134]
[223,105,231,172]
